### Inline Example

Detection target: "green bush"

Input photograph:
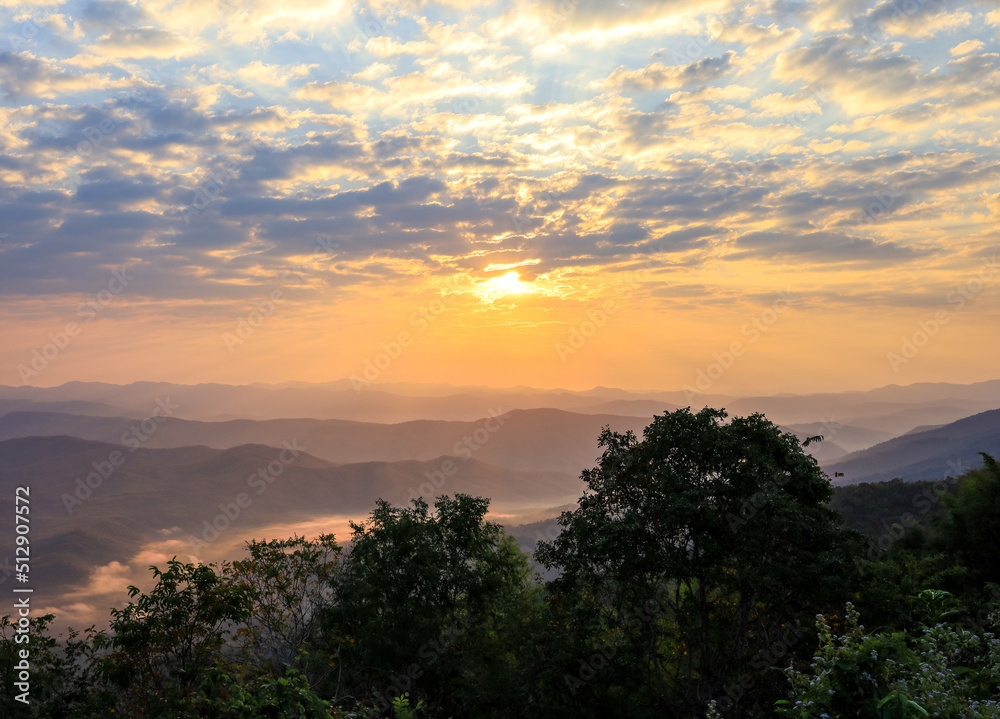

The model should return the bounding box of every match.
[775,599,1000,718]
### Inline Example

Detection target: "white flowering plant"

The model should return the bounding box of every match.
[775,598,1000,718]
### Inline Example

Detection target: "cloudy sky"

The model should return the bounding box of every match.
[1,0,998,394]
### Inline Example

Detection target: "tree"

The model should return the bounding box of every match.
[776,598,1000,718]
[930,452,1000,590]
[0,613,106,717]
[536,407,862,718]
[228,534,343,692]
[93,558,256,717]
[326,494,535,716]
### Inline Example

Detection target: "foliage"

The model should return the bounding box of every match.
[195,662,338,718]
[92,557,256,716]
[390,693,426,719]
[0,613,106,717]
[5,410,1000,719]
[535,407,863,718]
[829,478,956,536]
[777,599,1000,718]
[326,493,536,716]
[227,534,343,690]
[929,453,1000,589]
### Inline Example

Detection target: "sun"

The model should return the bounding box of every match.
[490,271,526,294]
[480,271,528,302]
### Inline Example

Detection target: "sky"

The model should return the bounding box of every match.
[1,0,998,395]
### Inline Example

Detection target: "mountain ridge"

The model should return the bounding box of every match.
[824,408,1000,485]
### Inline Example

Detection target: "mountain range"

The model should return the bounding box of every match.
[823,408,1000,485]
[2,378,999,633]
[4,378,1000,430]
[0,435,582,602]
[0,408,652,475]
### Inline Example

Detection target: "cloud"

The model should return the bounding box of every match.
[0,51,104,99]
[77,0,151,31]
[489,0,729,42]
[364,36,436,57]
[731,229,919,263]
[950,39,983,57]
[140,0,353,45]
[0,0,997,390]
[236,61,317,86]
[772,35,928,115]
[751,92,823,118]
[715,21,801,63]
[599,51,736,91]
[81,26,201,59]
[297,80,386,110]
[855,0,972,39]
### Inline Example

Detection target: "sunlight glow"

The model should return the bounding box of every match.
[479,271,529,302]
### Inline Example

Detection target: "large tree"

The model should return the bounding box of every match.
[326,494,536,716]
[228,534,343,691]
[936,453,1000,579]
[536,407,862,718]
[93,559,256,717]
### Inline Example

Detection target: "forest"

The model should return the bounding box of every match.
[2,407,999,718]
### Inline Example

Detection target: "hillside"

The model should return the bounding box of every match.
[2,379,997,431]
[0,408,652,475]
[0,436,582,602]
[824,408,1000,485]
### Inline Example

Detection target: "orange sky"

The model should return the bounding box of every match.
[2,0,999,395]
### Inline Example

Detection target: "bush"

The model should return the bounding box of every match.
[776,599,1000,718]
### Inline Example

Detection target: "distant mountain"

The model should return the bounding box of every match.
[3,379,998,428]
[779,432,848,462]
[0,436,584,600]
[0,411,150,443]
[0,408,652,475]
[575,399,681,417]
[784,422,893,454]
[725,396,991,434]
[855,380,1000,404]
[838,405,990,436]
[824,409,1000,485]
[902,424,947,435]
[0,398,135,418]
[0,381,646,423]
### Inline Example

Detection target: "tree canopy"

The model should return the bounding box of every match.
[3,409,999,719]
[536,407,863,717]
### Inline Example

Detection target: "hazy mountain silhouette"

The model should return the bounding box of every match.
[2,379,998,427]
[784,422,893,454]
[0,381,649,423]
[0,408,652,475]
[0,398,135,417]
[574,399,681,416]
[0,436,583,599]
[824,409,1000,485]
